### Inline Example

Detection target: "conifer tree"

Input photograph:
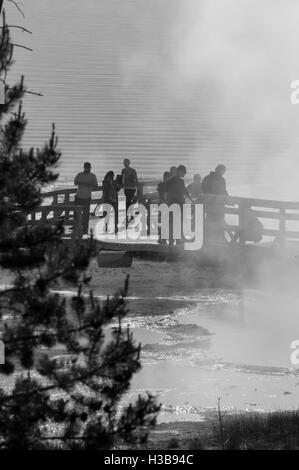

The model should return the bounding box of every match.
[0,9,159,449]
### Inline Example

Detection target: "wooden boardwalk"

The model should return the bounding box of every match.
[27,180,299,250]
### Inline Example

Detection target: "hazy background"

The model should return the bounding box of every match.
[6,0,299,197]
[3,0,299,417]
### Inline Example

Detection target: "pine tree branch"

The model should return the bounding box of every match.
[0,5,159,448]
[0,25,31,34]
[11,43,32,52]
[24,89,43,96]
[7,0,25,18]
[0,384,56,404]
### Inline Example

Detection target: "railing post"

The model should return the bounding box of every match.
[64,192,70,204]
[278,208,286,246]
[41,207,47,222]
[71,206,83,244]
[238,202,246,244]
[146,199,151,236]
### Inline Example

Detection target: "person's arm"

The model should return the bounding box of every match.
[157,182,163,201]
[223,178,228,196]
[92,174,98,190]
[201,177,207,194]
[115,176,122,191]
[133,169,140,197]
[184,181,194,203]
[186,189,194,203]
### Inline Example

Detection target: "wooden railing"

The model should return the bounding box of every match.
[27,204,84,242]
[34,182,299,245]
[197,193,299,244]
[41,180,159,216]
[26,180,160,242]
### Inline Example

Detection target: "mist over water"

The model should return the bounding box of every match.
[47,257,299,420]
[126,260,299,420]
[6,0,299,198]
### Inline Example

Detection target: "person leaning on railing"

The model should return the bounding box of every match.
[74,162,98,234]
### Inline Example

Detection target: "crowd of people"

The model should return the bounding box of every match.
[74,160,263,244]
[74,158,139,233]
[155,163,230,243]
[156,164,228,205]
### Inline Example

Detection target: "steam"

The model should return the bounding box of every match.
[7,0,299,198]
[169,0,299,199]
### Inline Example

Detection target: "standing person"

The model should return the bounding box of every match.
[74,162,98,234]
[202,164,228,196]
[202,164,228,242]
[157,171,171,204]
[187,174,202,232]
[166,165,193,245]
[121,158,138,217]
[166,165,192,206]
[102,171,120,233]
[187,173,202,199]
[157,171,171,244]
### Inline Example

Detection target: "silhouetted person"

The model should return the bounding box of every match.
[157,171,171,244]
[166,165,193,245]
[202,164,228,196]
[187,173,202,199]
[157,171,171,204]
[233,204,263,244]
[121,158,138,215]
[102,171,120,233]
[202,164,228,242]
[166,165,192,206]
[74,162,98,234]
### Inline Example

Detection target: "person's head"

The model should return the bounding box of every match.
[104,170,114,182]
[163,171,171,182]
[83,162,91,173]
[193,173,201,183]
[177,165,187,178]
[123,158,131,169]
[215,164,226,177]
[170,166,177,176]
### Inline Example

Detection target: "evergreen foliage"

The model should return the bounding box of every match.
[0,10,160,449]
